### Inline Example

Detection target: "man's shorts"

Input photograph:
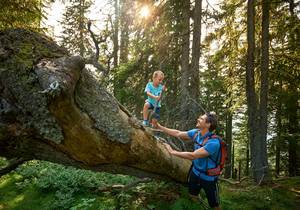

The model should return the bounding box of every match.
[147,102,160,119]
[188,170,220,208]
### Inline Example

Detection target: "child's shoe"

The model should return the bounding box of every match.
[142,120,149,126]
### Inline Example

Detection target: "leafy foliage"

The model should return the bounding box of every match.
[12,160,137,209]
[0,157,8,168]
[0,161,299,209]
[0,0,50,30]
[60,0,94,57]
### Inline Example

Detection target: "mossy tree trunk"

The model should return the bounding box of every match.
[0,29,191,182]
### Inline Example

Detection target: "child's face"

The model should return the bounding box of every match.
[153,74,164,86]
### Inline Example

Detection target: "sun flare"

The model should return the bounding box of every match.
[139,6,150,18]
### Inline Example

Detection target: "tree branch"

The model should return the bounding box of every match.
[94,177,152,193]
[86,20,108,74]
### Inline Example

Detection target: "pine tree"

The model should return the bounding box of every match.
[0,0,47,30]
[60,0,93,57]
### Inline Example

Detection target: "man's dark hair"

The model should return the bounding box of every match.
[205,112,218,132]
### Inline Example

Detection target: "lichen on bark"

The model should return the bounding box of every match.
[75,68,133,144]
[0,29,67,143]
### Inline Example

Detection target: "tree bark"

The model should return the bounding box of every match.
[245,0,270,184]
[225,111,232,178]
[0,28,191,182]
[113,0,119,67]
[180,0,202,131]
[246,0,259,183]
[232,142,235,179]
[119,0,131,64]
[275,83,282,176]
[189,0,202,116]
[258,0,270,180]
[79,0,86,57]
[179,0,191,131]
[246,0,270,184]
[245,138,250,176]
[287,0,300,177]
[287,86,299,176]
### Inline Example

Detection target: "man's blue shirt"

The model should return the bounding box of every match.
[187,129,220,181]
[144,82,163,107]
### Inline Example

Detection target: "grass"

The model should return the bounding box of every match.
[220,177,300,210]
[0,173,54,210]
[0,158,299,210]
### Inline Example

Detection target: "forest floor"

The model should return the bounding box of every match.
[0,158,299,210]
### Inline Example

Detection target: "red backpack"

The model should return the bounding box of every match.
[193,131,228,176]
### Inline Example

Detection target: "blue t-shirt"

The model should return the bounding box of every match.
[187,129,220,181]
[144,82,163,107]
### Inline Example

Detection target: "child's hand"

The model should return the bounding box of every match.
[152,119,158,128]
[162,85,167,91]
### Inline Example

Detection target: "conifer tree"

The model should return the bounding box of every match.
[60,0,93,57]
[0,0,47,30]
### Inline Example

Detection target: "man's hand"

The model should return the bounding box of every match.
[152,121,162,130]
[163,143,173,154]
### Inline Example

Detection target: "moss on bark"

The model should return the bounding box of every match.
[0,29,67,143]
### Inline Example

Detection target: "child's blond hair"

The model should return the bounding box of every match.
[152,70,164,79]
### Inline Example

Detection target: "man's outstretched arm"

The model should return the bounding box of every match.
[164,143,209,160]
[156,123,190,141]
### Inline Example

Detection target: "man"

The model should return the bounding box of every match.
[156,112,221,210]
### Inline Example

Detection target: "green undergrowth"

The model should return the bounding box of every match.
[221,177,300,210]
[0,159,299,210]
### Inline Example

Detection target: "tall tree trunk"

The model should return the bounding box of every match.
[246,0,270,183]
[232,142,235,178]
[189,0,202,116]
[79,0,85,57]
[225,111,232,178]
[275,80,282,176]
[238,160,242,181]
[246,0,259,183]
[246,139,250,176]
[287,86,299,176]
[119,0,131,64]
[113,0,119,67]
[287,0,300,177]
[179,0,191,130]
[258,0,270,180]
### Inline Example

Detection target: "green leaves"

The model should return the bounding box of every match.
[14,160,136,209]
[1,159,300,209]
[0,0,45,30]
[60,0,93,58]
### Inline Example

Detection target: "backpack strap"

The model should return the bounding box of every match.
[206,135,222,165]
[193,132,214,146]
[195,134,221,165]
[193,131,209,152]
[192,129,201,141]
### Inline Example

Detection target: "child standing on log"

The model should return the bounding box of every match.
[142,71,165,126]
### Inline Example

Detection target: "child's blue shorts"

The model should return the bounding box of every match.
[148,102,160,119]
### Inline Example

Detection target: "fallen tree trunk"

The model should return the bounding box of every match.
[0,29,191,182]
